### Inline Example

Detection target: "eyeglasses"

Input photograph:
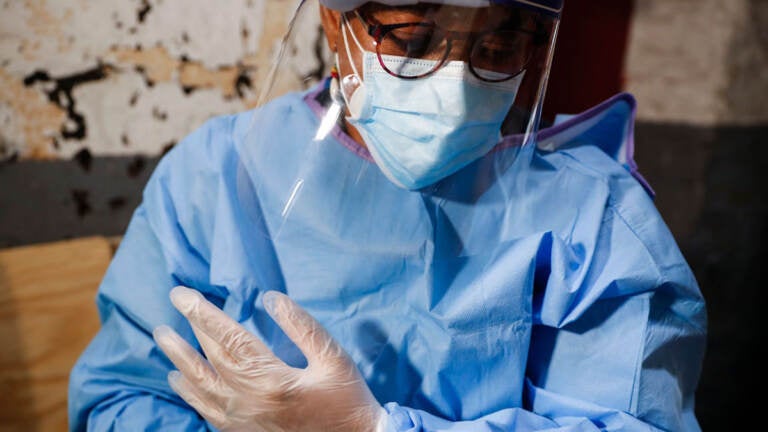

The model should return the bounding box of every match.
[351,10,548,82]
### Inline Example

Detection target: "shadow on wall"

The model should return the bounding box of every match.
[682,130,767,430]
[635,123,768,431]
[0,155,158,248]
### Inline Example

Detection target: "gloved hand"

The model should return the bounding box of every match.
[153,286,385,432]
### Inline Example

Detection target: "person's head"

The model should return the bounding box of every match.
[310,1,562,189]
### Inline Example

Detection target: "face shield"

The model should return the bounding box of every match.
[250,0,561,190]
[236,0,563,244]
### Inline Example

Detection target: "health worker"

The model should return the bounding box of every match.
[68,0,707,431]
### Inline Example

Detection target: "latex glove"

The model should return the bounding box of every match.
[153,286,385,432]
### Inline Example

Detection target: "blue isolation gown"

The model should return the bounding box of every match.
[68,81,706,432]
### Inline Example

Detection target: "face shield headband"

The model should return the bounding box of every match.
[319,0,563,16]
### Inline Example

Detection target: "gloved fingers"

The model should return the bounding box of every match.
[170,286,280,368]
[263,291,348,368]
[189,320,285,388]
[167,370,229,429]
[153,325,219,387]
[188,321,235,374]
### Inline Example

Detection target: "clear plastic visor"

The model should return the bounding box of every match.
[257,0,560,144]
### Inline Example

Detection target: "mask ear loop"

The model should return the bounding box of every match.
[325,12,367,138]
[322,20,355,141]
[339,12,366,109]
[342,13,365,79]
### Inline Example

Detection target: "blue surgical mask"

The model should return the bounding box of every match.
[339,15,524,190]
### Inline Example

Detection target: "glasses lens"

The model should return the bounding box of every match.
[378,24,448,78]
[470,30,535,81]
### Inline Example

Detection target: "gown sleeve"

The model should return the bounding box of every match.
[67,114,239,432]
[377,151,707,432]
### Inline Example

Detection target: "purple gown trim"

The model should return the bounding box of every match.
[302,80,655,197]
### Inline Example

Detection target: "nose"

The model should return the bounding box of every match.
[444,34,475,63]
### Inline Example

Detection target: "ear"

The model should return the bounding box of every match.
[319,5,342,53]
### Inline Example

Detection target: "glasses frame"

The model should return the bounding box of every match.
[351,9,547,82]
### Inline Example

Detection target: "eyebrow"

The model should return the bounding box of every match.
[362,3,440,24]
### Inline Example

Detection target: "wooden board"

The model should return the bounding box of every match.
[0,237,112,431]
